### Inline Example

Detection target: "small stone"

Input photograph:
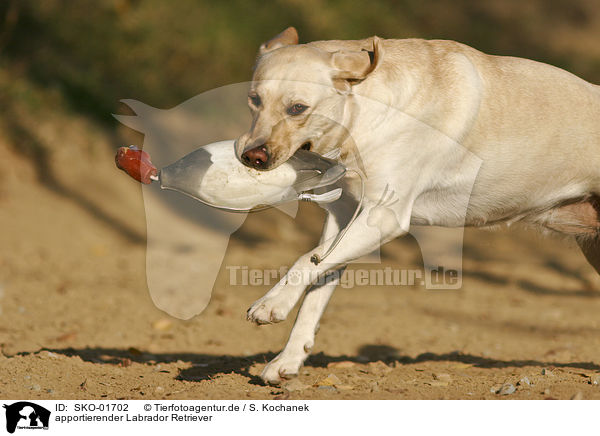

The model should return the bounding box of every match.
[428,380,449,387]
[147,343,161,354]
[433,373,452,382]
[283,379,308,392]
[39,351,59,359]
[543,388,551,395]
[369,381,380,392]
[118,358,132,367]
[498,383,516,395]
[317,385,337,393]
[589,374,600,385]
[215,307,232,317]
[128,347,143,355]
[152,318,173,331]
[24,375,31,380]
[367,361,392,375]
[327,361,355,369]
[316,374,342,387]
[155,386,164,393]
[541,368,553,376]
[56,332,77,342]
[336,385,353,391]
[46,389,54,394]
[517,376,531,386]
[30,384,41,391]
[571,391,584,400]
[452,363,473,369]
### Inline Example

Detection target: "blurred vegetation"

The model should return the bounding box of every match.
[0,0,598,207]
[2,0,600,126]
[1,0,599,245]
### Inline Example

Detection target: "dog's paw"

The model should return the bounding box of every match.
[246,293,293,325]
[260,353,304,385]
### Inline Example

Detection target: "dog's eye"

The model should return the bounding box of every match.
[249,93,261,108]
[287,103,308,116]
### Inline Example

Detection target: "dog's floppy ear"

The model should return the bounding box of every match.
[259,27,299,55]
[331,36,383,93]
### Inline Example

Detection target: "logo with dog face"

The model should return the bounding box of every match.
[2,402,50,433]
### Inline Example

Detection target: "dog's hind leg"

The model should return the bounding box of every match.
[543,195,600,275]
[577,234,600,276]
[572,195,600,275]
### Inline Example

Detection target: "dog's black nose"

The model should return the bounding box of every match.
[241,145,270,169]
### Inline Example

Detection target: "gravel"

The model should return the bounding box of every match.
[317,385,337,393]
[283,379,309,392]
[492,383,516,395]
[327,361,355,369]
[315,374,342,387]
[517,376,531,386]
[433,373,452,382]
[571,391,584,400]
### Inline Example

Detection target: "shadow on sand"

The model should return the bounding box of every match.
[18,344,600,386]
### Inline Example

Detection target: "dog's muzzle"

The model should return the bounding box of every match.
[241,144,270,169]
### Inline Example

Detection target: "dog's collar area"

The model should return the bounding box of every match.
[311,168,365,265]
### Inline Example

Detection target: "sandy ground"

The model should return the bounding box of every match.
[2,116,600,401]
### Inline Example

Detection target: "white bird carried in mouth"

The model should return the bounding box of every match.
[116,139,347,212]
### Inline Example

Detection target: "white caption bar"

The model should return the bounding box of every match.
[0,400,593,435]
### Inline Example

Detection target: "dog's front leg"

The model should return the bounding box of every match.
[253,195,412,384]
[245,256,318,325]
[259,210,346,383]
[246,203,346,325]
[247,194,411,324]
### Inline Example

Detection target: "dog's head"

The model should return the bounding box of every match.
[236,27,381,170]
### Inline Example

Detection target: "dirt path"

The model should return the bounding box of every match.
[1,126,600,400]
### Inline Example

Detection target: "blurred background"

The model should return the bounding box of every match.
[2,0,600,400]
[3,0,600,130]
[2,0,600,256]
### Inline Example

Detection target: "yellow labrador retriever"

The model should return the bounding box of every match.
[235,27,600,384]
